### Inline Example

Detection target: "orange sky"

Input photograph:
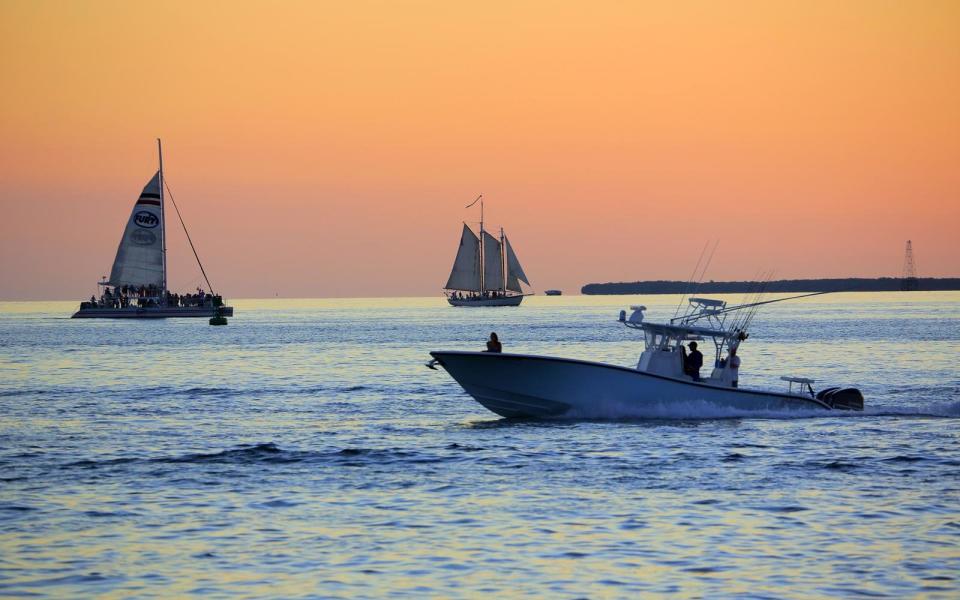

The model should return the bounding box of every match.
[1,1,957,300]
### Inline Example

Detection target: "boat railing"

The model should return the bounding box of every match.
[83,294,221,310]
[781,376,816,397]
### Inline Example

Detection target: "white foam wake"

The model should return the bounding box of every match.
[560,398,960,421]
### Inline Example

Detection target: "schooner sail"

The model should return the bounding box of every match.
[504,235,528,293]
[444,197,532,307]
[72,140,233,319]
[445,224,481,292]
[482,231,503,292]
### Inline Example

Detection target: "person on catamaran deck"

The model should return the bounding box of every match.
[684,341,703,381]
[485,332,502,353]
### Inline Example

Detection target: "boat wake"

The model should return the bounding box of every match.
[862,399,960,419]
[559,398,960,421]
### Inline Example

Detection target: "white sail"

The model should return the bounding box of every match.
[482,231,503,291]
[108,171,164,288]
[504,234,529,293]
[445,224,481,291]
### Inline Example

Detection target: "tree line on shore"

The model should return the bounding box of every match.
[580,278,960,295]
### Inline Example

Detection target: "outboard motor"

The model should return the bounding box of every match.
[816,387,864,411]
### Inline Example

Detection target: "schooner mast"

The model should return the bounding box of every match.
[468,194,508,293]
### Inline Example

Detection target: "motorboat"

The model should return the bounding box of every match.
[72,140,233,319]
[428,294,864,418]
[443,195,532,307]
[544,290,562,296]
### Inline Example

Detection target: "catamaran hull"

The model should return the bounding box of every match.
[71,306,234,319]
[429,351,837,418]
[447,295,524,307]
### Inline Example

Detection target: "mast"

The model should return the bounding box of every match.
[158,138,167,296]
[500,227,506,291]
[479,196,485,292]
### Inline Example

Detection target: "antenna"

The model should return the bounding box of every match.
[901,240,919,291]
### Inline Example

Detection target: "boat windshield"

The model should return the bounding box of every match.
[644,329,697,350]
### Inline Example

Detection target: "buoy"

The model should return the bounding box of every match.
[209,307,228,326]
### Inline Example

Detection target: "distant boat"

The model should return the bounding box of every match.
[545,290,562,296]
[444,196,532,307]
[72,140,233,319]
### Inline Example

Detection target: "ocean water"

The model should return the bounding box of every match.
[1,292,958,598]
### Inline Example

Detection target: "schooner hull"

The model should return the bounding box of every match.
[429,351,833,418]
[71,306,234,319]
[447,295,524,307]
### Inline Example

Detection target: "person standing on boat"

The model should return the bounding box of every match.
[485,332,502,353]
[728,345,741,388]
[684,341,703,381]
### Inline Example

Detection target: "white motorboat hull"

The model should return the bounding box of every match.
[72,305,234,319]
[447,295,524,307]
[430,351,835,418]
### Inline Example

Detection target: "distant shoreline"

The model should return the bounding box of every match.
[581,278,960,295]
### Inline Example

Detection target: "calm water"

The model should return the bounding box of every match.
[1,293,958,598]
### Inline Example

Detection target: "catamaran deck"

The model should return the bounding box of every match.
[72,305,234,319]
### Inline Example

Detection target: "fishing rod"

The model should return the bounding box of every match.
[671,289,841,325]
[674,240,711,319]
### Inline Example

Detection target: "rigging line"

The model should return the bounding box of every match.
[674,239,710,318]
[163,179,215,295]
[465,194,482,209]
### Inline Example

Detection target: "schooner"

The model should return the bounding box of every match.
[444,196,532,307]
[72,140,233,319]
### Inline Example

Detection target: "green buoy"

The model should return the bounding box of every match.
[209,306,227,326]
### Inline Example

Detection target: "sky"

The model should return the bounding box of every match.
[1,1,957,300]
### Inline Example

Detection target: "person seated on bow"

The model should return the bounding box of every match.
[485,332,502,353]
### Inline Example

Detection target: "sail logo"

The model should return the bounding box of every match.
[130,229,157,246]
[134,211,159,228]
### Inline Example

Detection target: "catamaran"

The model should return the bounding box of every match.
[443,196,532,306]
[428,292,864,418]
[72,140,233,319]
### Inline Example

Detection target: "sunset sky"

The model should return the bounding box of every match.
[1,1,957,300]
